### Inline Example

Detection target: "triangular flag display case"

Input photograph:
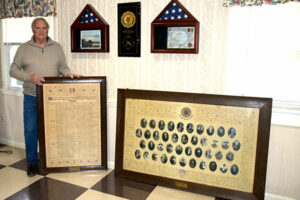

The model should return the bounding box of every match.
[71,4,109,53]
[151,0,199,54]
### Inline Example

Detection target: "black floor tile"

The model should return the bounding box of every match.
[6,177,87,200]
[9,158,49,176]
[9,159,27,171]
[91,170,156,200]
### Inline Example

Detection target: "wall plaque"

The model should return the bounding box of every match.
[118,2,141,57]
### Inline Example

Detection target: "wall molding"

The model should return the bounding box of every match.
[108,161,114,169]
[265,193,296,200]
[0,138,25,149]
[272,100,300,128]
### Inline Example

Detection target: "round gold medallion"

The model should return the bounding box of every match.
[121,11,136,28]
[181,107,192,118]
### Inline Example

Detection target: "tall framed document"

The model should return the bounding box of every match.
[115,89,272,200]
[37,77,107,174]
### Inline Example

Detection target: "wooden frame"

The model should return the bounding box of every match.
[151,0,199,54]
[37,77,107,174]
[71,4,109,53]
[115,89,272,200]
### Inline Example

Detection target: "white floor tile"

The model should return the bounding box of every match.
[0,167,42,199]
[146,186,215,200]
[76,189,129,200]
[46,168,113,188]
[0,146,26,166]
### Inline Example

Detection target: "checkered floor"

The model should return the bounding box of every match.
[0,144,215,200]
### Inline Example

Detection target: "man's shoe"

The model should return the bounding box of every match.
[27,163,39,177]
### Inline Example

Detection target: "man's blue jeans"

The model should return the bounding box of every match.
[23,95,39,164]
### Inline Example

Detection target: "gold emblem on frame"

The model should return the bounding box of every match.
[121,11,136,28]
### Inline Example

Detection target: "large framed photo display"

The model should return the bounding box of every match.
[115,89,272,200]
[37,77,107,174]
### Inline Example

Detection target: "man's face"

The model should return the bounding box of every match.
[33,20,48,41]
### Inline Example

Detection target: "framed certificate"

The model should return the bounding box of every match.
[37,77,107,174]
[115,89,272,200]
[167,27,195,49]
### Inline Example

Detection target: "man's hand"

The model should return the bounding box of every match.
[30,74,45,86]
[67,73,82,78]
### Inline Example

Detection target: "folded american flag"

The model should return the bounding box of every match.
[78,9,99,23]
[160,2,189,20]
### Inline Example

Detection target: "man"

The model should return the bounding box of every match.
[9,18,81,177]
[177,122,184,132]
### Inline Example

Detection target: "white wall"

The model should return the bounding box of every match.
[56,0,228,100]
[0,0,299,199]
[0,91,24,148]
[266,125,300,199]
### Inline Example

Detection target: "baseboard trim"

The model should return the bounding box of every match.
[265,193,296,200]
[108,161,115,169]
[0,138,25,149]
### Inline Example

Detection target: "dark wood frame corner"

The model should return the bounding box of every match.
[151,0,199,54]
[37,77,107,174]
[71,4,109,53]
[114,89,272,200]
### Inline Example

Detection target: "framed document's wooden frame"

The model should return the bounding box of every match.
[71,4,109,53]
[151,0,199,54]
[37,77,107,174]
[115,89,272,200]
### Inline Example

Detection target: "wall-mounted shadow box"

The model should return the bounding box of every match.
[151,0,199,54]
[71,4,109,53]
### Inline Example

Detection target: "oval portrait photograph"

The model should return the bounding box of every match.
[140,118,147,128]
[158,120,165,130]
[168,121,175,131]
